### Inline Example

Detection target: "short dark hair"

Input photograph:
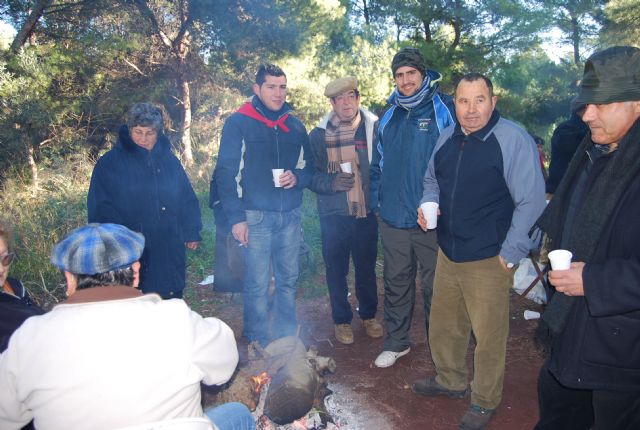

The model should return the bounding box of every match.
[455,73,494,99]
[127,102,164,133]
[256,64,286,86]
[76,266,135,290]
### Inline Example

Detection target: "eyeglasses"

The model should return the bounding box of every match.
[1,252,16,267]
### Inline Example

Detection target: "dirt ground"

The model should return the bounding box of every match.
[194,277,545,430]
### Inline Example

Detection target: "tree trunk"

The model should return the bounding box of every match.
[450,19,461,50]
[27,144,38,194]
[571,15,581,65]
[179,73,194,166]
[362,0,370,25]
[10,0,51,52]
[132,0,194,166]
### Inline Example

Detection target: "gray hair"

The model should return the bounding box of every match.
[127,102,164,133]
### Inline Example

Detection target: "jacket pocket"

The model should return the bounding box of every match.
[581,315,640,370]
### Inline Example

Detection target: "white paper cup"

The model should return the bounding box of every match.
[420,202,439,229]
[340,162,352,174]
[524,310,541,320]
[272,168,284,187]
[548,249,573,270]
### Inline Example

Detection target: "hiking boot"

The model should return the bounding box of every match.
[374,347,410,368]
[363,318,383,338]
[459,404,495,430]
[412,376,469,398]
[334,324,354,344]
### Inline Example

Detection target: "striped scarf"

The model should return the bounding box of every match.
[325,111,366,218]
[392,75,432,110]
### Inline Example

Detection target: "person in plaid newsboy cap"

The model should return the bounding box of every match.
[50,223,145,293]
[0,223,254,430]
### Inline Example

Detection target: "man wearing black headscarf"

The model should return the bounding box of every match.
[535,46,640,430]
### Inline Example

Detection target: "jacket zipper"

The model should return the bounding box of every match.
[275,125,284,212]
[449,137,466,259]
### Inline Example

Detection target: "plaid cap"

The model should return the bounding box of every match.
[51,223,145,275]
[572,46,640,111]
[391,47,426,76]
[324,76,358,98]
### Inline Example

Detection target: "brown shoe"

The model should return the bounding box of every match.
[363,318,383,338]
[334,324,354,344]
[459,404,495,430]
[412,376,469,398]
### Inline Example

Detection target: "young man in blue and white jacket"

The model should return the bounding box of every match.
[213,64,313,346]
[370,47,455,368]
[414,73,546,430]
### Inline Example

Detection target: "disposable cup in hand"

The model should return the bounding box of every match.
[524,310,541,320]
[272,168,284,187]
[548,249,572,270]
[420,202,439,229]
[340,162,352,174]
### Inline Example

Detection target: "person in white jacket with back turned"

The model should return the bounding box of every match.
[0,223,254,430]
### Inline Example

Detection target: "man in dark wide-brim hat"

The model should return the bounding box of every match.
[534,46,640,430]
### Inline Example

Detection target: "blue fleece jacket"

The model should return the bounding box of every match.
[421,110,546,265]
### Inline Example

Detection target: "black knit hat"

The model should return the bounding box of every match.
[572,46,640,111]
[391,48,426,76]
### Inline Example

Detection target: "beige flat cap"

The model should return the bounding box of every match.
[324,76,358,98]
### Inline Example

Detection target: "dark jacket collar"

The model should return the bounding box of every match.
[453,109,501,141]
[251,96,293,121]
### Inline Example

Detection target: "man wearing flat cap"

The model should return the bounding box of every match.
[309,77,383,345]
[534,46,640,429]
[0,223,254,430]
[370,47,455,367]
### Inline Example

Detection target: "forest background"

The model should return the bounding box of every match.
[0,0,638,307]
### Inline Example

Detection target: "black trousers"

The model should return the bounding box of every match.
[319,212,379,324]
[535,359,640,430]
[379,221,438,351]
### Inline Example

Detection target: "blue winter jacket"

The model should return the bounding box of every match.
[370,70,455,229]
[421,110,546,265]
[215,96,313,227]
[87,126,202,298]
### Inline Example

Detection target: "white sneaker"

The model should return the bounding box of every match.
[374,347,410,368]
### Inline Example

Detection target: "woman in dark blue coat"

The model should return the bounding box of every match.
[87,103,202,299]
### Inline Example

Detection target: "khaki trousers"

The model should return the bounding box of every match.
[429,249,513,409]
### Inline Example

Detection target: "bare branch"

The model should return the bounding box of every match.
[123,57,147,76]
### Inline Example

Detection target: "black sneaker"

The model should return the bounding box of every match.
[459,404,495,430]
[411,376,469,398]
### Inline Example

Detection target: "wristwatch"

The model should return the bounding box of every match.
[506,262,515,269]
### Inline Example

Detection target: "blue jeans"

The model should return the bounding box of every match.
[243,208,301,346]
[205,402,256,430]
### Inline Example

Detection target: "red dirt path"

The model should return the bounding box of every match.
[195,280,544,430]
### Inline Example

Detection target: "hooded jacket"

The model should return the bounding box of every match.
[370,70,455,229]
[214,96,313,227]
[87,126,202,298]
